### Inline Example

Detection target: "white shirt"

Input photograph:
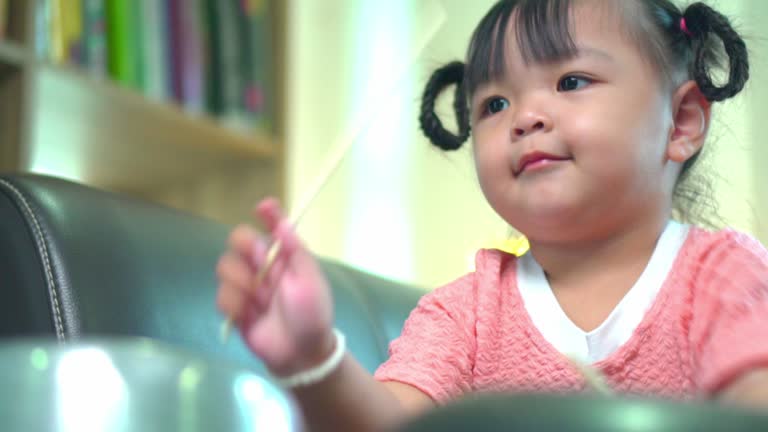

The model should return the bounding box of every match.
[516,220,690,363]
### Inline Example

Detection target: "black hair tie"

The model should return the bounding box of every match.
[419,61,471,151]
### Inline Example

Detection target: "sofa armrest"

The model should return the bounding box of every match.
[0,173,423,375]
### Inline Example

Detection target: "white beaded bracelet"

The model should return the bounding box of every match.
[273,328,347,388]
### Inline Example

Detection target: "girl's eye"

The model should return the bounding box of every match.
[484,97,510,115]
[558,75,592,92]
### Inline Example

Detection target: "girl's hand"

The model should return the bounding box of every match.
[216,198,335,376]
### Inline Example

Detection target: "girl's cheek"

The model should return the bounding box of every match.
[474,123,504,146]
[563,117,603,152]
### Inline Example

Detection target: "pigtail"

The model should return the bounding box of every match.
[419,61,471,151]
[682,3,749,102]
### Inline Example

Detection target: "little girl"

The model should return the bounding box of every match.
[216,0,768,430]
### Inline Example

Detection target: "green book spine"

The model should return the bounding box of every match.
[106,0,138,88]
[130,0,144,90]
[203,0,224,115]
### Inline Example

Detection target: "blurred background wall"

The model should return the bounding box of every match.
[285,0,505,288]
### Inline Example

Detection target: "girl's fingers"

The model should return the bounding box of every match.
[216,282,248,323]
[272,219,322,279]
[251,234,285,310]
[218,235,276,312]
[226,223,272,284]
[254,198,306,277]
[249,197,325,310]
[251,234,268,269]
[216,252,253,290]
[255,197,283,231]
[228,224,260,265]
[263,249,289,296]
[258,201,325,294]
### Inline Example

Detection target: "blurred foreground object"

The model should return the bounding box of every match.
[0,337,304,432]
[398,392,768,432]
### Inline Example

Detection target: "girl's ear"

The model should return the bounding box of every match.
[667,81,711,163]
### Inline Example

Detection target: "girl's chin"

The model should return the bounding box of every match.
[505,202,586,231]
[520,200,581,220]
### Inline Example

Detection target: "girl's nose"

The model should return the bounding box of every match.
[513,111,552,138]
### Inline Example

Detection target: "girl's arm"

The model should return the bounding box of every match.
[290,355,434,432]
[719,368,768,410]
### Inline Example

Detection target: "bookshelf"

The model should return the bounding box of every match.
[0,39,25,64]
[0,0,286,224]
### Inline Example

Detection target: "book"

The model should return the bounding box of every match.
[0,0,7,40]
[34,0,51,60]
[238,1,273,131]
[211,0,243,128]
[166,0,207,114]
[29,0,275,136]
[166,0,183,104]
[49,0,66,64]
[63,0,85,64]
[106,0,140,88]
[202,0,223,115]
[82,0,107,77]
[130,0,145,89]
[32,0,84,64]
[140,0,169,101]
[179,0,205,113]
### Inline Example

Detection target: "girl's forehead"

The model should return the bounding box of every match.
[506,0,629,61]
[466,0,640,93]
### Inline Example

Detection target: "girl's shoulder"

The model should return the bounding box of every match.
[678,225,768,301]
[422,248,518,305]
[683,225,768,266]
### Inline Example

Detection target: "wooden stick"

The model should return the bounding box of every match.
[220,4,447,343]
[565,354,614,396]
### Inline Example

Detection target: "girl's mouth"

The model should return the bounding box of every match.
[515,151,572,176]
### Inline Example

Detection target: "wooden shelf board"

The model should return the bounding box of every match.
[26,64,277,191]
[0,41,29,66]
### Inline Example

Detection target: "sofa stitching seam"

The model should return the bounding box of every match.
[0,179,65,341]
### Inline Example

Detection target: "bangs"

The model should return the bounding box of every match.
[465,0,578,97]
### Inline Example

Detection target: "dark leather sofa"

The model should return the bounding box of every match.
[0,173,426,376]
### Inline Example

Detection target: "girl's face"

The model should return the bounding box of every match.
[470,3,680,242]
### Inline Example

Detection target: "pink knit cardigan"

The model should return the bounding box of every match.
[374,227,768,403]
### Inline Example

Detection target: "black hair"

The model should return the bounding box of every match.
[418,0,750,227]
